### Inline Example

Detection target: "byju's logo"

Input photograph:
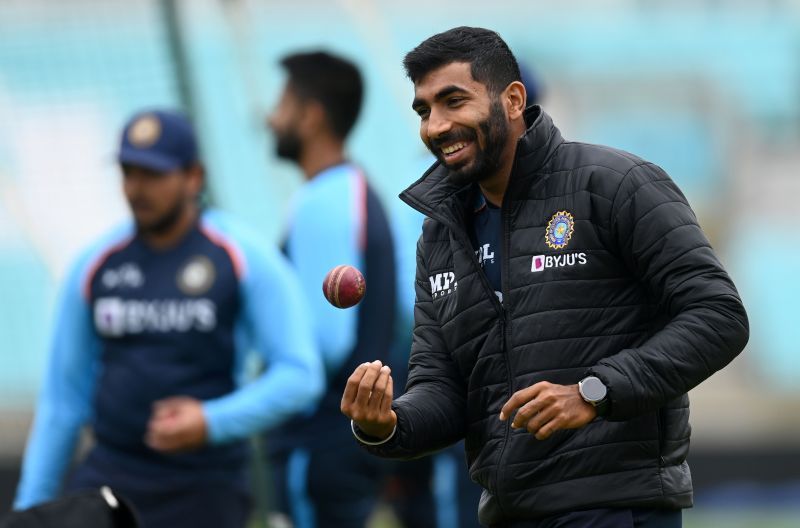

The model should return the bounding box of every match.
[531,253,587,273]
[94,297,217,337]
[429,272,457,299]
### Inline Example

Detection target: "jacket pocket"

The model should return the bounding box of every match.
[658,401,691,467]
[656,408,667,467]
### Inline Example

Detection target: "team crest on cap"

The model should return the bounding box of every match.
[128,114,161,148]
[177,256,216,295]
[545,211,574,250]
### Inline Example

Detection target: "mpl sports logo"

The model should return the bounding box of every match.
[429,271,457,299]
[531,253,588,273]
[475,243,495,266]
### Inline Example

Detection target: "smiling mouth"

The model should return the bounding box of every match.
[441,141,469,156]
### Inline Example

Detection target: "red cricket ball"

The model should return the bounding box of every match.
[322,265,366,309]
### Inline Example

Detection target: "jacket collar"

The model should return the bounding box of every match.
[400,105,563,222]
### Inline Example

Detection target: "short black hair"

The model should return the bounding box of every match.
[279,51,363,140]
[403,27,521,95]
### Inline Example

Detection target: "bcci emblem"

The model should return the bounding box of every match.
[177,256,216,295]
[545,210,575,250]
[128,114,161,148]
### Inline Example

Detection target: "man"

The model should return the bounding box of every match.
[341,27,749,527]
[14,109,324,528]
[387,64,546,528]
[266,52,396,528]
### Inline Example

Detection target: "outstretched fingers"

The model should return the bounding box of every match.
[354,361,383,409]
[341,362,370,412]
[341,360,385,419]
[341,360,396,439]
[371,365,392,408]
[381,375,394,415]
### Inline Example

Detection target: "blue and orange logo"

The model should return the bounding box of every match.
[545,211,574,250]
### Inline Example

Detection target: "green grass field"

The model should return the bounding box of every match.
[683,508,800,528]
[246,505,800,528]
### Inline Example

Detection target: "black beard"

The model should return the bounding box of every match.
[135,198,186,236]
[275,128,302,162]
[430,99,509,187]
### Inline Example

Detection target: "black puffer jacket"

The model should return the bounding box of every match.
[360,106,748,525]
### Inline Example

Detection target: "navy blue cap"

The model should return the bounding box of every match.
[117,110,198,172]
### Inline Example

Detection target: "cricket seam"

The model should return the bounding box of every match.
[332,265,346,307]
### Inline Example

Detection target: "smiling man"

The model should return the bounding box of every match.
[340,27,749,527]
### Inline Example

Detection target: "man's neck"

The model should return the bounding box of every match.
[140,205,198,250]
[478,172,510,208]
[299,136,346,180]
[478,120,528,207]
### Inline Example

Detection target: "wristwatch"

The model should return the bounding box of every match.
[578,376,609,417]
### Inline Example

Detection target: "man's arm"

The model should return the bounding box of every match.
[201,239,324,444]
[286,175,361,376]
[15,259,100,509]
[587,162,749,420]
[342,235,469,459]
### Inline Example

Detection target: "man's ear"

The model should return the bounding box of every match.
[503,80,527,120]
[299,99,328,137]
[187,163,205,197]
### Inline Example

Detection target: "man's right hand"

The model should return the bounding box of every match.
[340,360,397,440]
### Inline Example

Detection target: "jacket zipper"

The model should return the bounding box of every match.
[400,184,509,513]
[454,227,504,316]
[449,217,508,514]
[491,157,521,516]
[401,191,504,317]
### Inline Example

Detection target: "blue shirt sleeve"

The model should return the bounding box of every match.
[391,204,426,331]
[14,251,102,509]
[285,169,362,377]
[201,213,324,444]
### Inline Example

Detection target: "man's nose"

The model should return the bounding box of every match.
[426,107,452,142]
[266,109,282,132]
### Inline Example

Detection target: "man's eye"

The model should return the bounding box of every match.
[416,109,430,119]
[447,98,464,107]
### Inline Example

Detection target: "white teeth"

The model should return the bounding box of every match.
[442,142,466,155]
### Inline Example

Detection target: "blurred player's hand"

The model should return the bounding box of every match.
[499,381,596,440]
[145,396,208,453]
[341,360,396,440]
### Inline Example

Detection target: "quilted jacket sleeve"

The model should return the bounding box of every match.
[358,235,468,458]
[588,162,749,421]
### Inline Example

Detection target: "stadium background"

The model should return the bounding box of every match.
[0,0,798,526]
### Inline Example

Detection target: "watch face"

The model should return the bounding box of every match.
[581,377,607,402]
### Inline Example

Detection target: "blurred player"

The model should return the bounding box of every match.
[342,27,749,527]
[265,51,396,528]
[14,109,324,528]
